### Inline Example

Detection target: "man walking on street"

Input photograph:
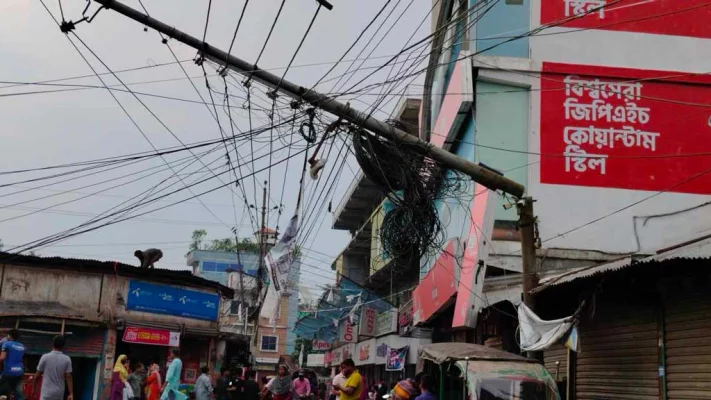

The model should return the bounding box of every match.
[0,329,26,400]
[194,366,213,400]
[34,335,73,400]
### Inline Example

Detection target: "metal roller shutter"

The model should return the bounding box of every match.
[22,328,105,358]
[664,291,711,400]
[576,305,659,400]
[544,343,567,382]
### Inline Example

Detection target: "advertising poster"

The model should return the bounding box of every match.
[385,346,408,371]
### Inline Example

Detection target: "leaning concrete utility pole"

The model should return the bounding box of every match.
[90,0,538,310]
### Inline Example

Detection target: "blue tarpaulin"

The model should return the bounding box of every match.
[293,276,393,342]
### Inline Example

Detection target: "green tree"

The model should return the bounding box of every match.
[187,230,261,254]
[291,336,313,362]
[0,239,3,251]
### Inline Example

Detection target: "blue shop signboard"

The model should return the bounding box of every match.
[127,280,219,321]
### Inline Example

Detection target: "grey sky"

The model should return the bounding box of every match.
[0,0,431,294]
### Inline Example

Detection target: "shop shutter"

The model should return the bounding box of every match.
[664,291,711,400]
[544,343,567,382]
[23,328,105,358]
[576,304,659,400]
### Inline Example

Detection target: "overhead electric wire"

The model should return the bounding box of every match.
[328,0,404,95]
[9,132,338,255]
[250,0,287,78]
[137,0,261,232]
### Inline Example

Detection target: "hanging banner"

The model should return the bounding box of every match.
[385,346,408,371]
[338,320,358,343]
[123,326,180,347]
[260,215,299,319]
[358,307,377,337]
[312,339,331,351]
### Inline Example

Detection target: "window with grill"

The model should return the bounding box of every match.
[260,335,278,352]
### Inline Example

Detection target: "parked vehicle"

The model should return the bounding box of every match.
[417,343,560,400]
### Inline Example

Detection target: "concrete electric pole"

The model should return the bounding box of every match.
[89,0,539,311]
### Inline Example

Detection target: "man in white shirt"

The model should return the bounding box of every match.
[331,371,347,400]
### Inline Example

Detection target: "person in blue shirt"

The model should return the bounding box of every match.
[0,329,26,400]
[413,375,436,400]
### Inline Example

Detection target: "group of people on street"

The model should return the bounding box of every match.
[328,364,437,400]
[261,365,321,400]
[110,348,182,400]
[0,330,74,400]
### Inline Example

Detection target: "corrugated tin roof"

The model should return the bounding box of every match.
[0,252,233,297]
[532,236,711,294]
[532,256,635,293]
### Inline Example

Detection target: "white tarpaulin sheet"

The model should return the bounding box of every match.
[518,303,573,352]
[260,214,298,319]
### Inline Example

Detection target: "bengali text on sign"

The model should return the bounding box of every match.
[540,62,711,194]
[123,326,181,347]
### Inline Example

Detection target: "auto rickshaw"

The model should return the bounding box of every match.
[416,343,561,400]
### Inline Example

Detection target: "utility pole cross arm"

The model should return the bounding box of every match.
[91,0,525,198]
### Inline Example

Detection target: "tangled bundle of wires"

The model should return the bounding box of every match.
[352,126,466,263]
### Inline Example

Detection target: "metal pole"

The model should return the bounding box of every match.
[91,0,525,198]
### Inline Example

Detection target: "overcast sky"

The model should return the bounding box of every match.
[0,0,431,295]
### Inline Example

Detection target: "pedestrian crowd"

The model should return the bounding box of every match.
[0,330,73,400]
[0,331,437,400]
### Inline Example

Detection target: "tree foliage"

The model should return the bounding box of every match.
[188,230,261,254]
[291,336,313,362]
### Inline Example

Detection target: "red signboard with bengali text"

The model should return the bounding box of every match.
[541,0,711,39]
[122,326,180,347]
[540,62,711,194]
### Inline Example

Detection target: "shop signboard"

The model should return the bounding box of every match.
[338,320,358,343]
[312,339,331,351]
[355,338,376,366]
[412,239,461,325]
[122,326,180,347]
[374,309,397,336]
[341,343,355,362]
[540,62,711,195]
[540,0,711,40]
[452,187,497,329]
[398,301,414,336]
[358,307,377,337]
[331,346,343,365]
[126,280,219,321]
